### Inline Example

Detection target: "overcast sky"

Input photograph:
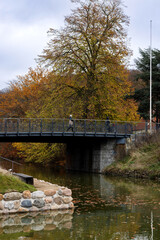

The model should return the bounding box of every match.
[0,0,160,90]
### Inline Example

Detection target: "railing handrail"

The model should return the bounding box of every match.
[0,156,22,166]
[0,117,154,124]
[0,118,158,138]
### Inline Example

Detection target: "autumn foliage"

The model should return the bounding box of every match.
[0,0,139,165]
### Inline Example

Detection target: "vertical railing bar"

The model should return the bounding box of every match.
[63,119,65,135]
[73,120,76,135]
[17,119,19,136]
[40,119,42,135]
[105,120,107,137]
[115,121,117,137]
[52,119,54,135]
[125,123,127,137]
[29,119,31,136]
[95,120,96,136]
[12,161,14,172]
[145,121,148,133]
[5,118,7,136]
[84,120,86,136]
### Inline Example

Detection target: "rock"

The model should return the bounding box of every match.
[21,200,32,208]
[4,201,14,210]
[50,203,59,210]
[41,205,51,211]
[22,190,31,199]
[69,202,74,208]
[63,197,73,204]
[14,200,20,209]
[59,204,69,209]
[44,189,56,196]
[3,192,22,201]
[29,206,39,212]
[0,202,4,210]
[33,199,45,208]
[9,209,17,214]
[0,194,3,201]
[18,207,29,213]
[54,196,63,205]
[45,197,53,204]
[58,187,72,196]
[32,191,45,199]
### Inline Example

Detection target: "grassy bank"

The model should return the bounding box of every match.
[0,173,36,194]
[104,132,160,180]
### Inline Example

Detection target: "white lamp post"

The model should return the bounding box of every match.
[150,20,152,132]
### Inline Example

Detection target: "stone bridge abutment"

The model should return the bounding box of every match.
[66,138,126,173]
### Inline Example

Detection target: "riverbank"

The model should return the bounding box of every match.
[0,167,59,192]
[104,132,160,180]
[0,167,74,214]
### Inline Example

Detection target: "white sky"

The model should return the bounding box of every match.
[0,0,160,90]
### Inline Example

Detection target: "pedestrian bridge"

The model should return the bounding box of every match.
[0,118,148,143]
[0,118,150,173]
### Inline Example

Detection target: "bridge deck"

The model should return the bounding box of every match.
[0,118,150,142]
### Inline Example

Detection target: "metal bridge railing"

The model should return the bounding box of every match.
[0,118,158,136]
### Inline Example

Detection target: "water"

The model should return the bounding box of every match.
[0,162,160,239]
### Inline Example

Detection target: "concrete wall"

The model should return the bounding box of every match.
[66,138,125,173]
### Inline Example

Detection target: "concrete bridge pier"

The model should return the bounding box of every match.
[66,138,126,173]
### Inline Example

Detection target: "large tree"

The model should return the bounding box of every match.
[39,0,138,120]
[133,48,160,123]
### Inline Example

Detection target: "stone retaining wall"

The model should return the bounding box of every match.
[0,187,74,215]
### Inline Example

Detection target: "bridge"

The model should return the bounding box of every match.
[0,118,148,142]
[0,118,151,173]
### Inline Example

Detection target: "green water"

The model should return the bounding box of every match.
[0,163,160,239]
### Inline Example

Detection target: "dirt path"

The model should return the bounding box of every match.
[34,178,59,191]
[0,167,60,191]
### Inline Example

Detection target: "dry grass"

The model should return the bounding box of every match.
[105,131,160,179]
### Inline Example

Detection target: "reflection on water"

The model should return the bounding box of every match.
[0,209,73,234]
[0,160,160,239]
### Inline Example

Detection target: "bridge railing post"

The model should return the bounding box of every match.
[95,120,96,136]
[84,120,86,136]
[62,119,65,135]
[40,119,42,135]
[29,119,31,136]
[73,120,75,135]
[115,121,117,136]
[125,123,127,136]
[135,123,137,141]
[5,119,7,136]
[145,121,148,133]
[17,119,19,136]
[52,119,54,135]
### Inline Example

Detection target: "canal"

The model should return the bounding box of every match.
[0,162,160,240]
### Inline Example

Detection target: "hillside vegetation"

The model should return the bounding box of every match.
[0,173,36,194]
[104,132,160,180]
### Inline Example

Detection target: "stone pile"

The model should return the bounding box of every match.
[0,209,74,234]
[0,187,74,215]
